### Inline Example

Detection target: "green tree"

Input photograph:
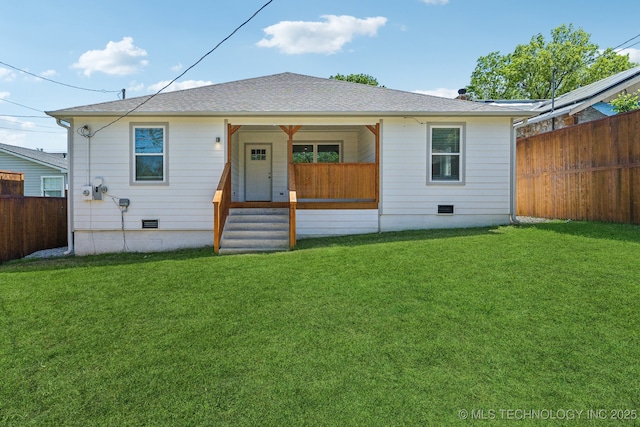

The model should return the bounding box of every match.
[467,24,637,100]
[610,90,640,113]
[585,48,638,85]
[330,73,382,87]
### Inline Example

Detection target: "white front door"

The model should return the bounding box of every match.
[245,144,272,201]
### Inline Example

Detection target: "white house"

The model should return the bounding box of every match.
[46,72,531,255]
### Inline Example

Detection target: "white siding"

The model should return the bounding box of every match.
[297,209,378,237]
[69,114,515,254]
[0,152,66,196]
[71,117,225,254]
[380,116,512,229]
[357,126,376,162]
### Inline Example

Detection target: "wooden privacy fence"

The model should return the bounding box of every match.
[0,171,24,196]
[0,196,67,262]
[517,109,640,224]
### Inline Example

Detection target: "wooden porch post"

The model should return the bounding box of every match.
[227,123,241,164]
[279,125,302,163]
[280,125,301,250]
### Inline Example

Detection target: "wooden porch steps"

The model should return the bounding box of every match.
[219,208,290,255]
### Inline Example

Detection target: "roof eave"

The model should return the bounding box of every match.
[47,109,535,119]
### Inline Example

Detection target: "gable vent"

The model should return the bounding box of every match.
[142,219,159,229]
[437,205,455,214]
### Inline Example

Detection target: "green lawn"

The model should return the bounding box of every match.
[1,222,639,426]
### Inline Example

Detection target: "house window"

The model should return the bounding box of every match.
[41,176,64,197]
[132,125,167,183]
[292,143,341,163]
[429,124,464,183]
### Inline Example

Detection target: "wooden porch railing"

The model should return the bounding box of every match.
[212,162,231,254]
[288,163,297,250]
[293,163,377,200]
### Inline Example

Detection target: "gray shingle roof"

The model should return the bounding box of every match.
[0,142,68,171]
[47,72,530,117]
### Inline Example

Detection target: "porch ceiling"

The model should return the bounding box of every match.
[236,124,366,132]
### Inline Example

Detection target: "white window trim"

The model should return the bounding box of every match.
[292,140,343,163]
[427,123,466,185]
[41,175,65,197]
[130,123,169,185]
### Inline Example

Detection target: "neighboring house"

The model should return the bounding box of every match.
[512,66,640,138]
[47,72,531,255]
[0,142,68,197]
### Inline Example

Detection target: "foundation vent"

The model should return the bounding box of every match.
[142,219,159,229]
[437,205,455,215]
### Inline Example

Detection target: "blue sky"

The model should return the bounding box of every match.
[2,0,639,152]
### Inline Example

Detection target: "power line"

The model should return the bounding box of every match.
[592,32,640,65]
[617,39,640,52]
[86,0,274,137]
[0,125,64,134]
[611,32,640,52]
[0,60,122,93]
[0,114,50,118]
[585,32,640,66]
[0,117,60,129]
[0,97,43,112]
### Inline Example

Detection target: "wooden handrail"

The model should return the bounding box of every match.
[288,163,297,250]
[213,162,231,254]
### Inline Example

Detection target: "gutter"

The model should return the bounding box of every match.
[47,110,535,119]
[55,118,74,255]
[510,118,520,225]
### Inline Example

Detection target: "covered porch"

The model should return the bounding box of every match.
[213,122,380,253]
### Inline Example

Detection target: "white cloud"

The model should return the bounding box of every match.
[0,91,10,99]
[0,129,27,147]
[0,116,34,129]
[27,69,58,83]
[147,79,212,93]
[0,68,16,81]
[128,81,145,92]
[257,15,387,55]
[618,47,640,63]
[415,88,459,98]
[0,115,19,123]
[71,37,149,76]
[422,0,449,4]
[171,63,183,72]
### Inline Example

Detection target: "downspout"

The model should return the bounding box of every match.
[56,118,74,255]
[510,118,520,225]
[377,119,383,233]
